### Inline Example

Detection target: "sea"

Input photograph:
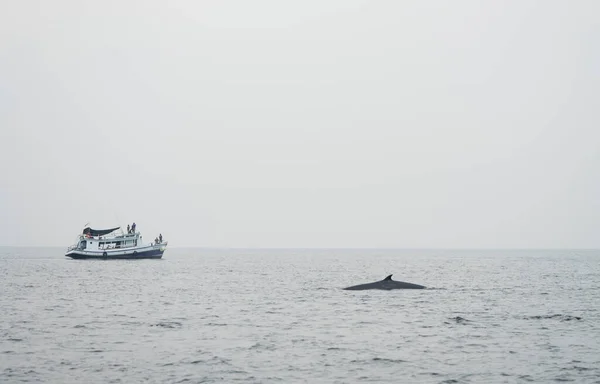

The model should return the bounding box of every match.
[1,247,599,383]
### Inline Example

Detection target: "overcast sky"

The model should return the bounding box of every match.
[1,1,599,248]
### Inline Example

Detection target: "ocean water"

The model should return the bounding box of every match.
[1,248,599,383]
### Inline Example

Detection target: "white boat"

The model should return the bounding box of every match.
[65,225,167,259]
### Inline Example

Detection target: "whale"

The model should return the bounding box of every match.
[343,274,425,290]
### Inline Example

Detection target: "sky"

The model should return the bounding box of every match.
[1,0,599,248]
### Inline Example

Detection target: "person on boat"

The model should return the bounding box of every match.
[155,237,159,244]
[127,224,131,234]
[131,222,136,233]
[159,234,163,243]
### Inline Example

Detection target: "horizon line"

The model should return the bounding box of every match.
[1,245,600,251]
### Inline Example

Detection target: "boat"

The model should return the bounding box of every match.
[65,225,167,259]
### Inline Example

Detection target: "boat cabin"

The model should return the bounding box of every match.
[75,227,142,251]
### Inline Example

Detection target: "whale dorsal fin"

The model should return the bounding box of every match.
[384,274,393,281]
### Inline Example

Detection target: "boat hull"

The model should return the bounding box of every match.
[65,247,165,260]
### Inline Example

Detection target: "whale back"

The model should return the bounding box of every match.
[342,274,425,290]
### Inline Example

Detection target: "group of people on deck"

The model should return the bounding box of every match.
[125,223,163,245]
[126,222,136,234]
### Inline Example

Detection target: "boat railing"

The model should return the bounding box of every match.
[87,231,140,241]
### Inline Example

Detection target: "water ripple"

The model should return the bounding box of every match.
[1,248,600,383]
